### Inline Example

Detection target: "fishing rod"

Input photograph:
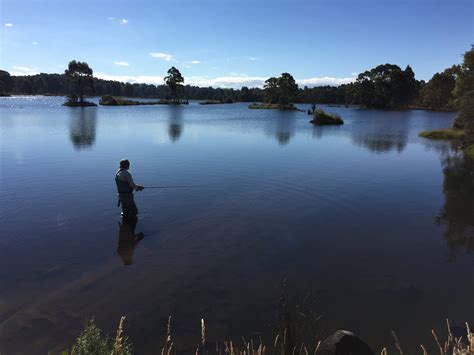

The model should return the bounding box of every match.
[144,185,192,189]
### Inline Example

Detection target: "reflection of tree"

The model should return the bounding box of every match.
[69,108,97,149]
[351,132,407,153]
[167,106,183,142]
[437,152,474,260]
[350,113,409,153]
[265,112,296,146]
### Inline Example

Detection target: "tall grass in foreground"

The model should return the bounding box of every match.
[63,317,473,355]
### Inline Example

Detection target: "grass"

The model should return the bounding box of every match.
[465,145,474,159]
[61,316,474,355]
[310,108,344,125]
[248,103,301,111]
[418,128,466,140]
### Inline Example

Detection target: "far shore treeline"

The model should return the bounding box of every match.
[0,46,471,111]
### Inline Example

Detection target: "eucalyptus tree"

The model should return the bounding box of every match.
[164,67,184,103]
[64,60,94,102]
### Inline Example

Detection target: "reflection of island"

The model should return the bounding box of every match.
[264,111,296,145]
[167,106,183,142]
[69,107,97,149]
[117,216,144,266]
[437,152,474,260]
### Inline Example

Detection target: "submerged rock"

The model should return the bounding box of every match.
[318,330,374,355]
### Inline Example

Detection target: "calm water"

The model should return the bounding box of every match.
[0,96,473,354]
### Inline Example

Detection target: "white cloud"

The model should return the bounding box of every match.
[95,72,356,89]
[120,18,128,25]
[32,41,38,45]
[351,72,358,76]
[4,23,13,27]
[248,56,257,61]
[189,60,200,64]
[114,61,129,67]
[11,66,39,76]
[297,76,356,87]
[150,52,173,61]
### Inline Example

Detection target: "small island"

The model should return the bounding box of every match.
[248,103,300,110]
[199,99,233,105]
[310,107,344,125]
[62,61,97,107]
[99,95,189,106]
[248,73,302,111]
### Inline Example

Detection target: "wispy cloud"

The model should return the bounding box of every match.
[4,23,13,27]
[150,52,173,61]
[120,18,128,25]
[107,17,115,21]
[351,72,358,76]
[189,60,201,64]
[95,72,356,88]
[32,41,38,45]
[11,66,39,76]
[114,61,129,66]
[247,56,257,61]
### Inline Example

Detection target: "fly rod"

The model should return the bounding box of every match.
[144,185,192,189]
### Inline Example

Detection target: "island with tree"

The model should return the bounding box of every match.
[63,60,97,107]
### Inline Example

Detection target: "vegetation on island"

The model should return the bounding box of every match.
[199,98,234,104]
[419,46,474,157]
[249,73,300,110]
[64,60,97,106]
[309,106,344,125]
[99,95,189,106]
[248,102,300,110]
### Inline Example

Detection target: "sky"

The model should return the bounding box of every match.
[1,0,473,88]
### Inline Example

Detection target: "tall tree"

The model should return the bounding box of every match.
[164,67,184,103]
[264,77,280,103]
[0,70,14,94]
[64,60,94,102]
[419,65,461,109]
[278,73,299,105]
[453,46,474,143]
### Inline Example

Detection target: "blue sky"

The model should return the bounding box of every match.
[1,0,473,88]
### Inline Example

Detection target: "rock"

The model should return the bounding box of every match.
[318,330,374,355]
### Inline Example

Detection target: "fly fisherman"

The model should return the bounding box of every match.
[115,159,144,219]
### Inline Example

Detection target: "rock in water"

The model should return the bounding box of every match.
[318,330,374,355]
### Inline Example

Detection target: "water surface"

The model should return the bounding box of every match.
[0,96,473,354]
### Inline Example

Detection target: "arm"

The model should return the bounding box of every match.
[125,171,144,191]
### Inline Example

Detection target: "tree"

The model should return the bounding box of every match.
[352,64,418,108]
[419,65,461,109]
[278,73,298,105]
[164,67,184,103]
[264,73,299,106]
[0,70,14,94]
[453,46,474,143]
[64,60,94,102]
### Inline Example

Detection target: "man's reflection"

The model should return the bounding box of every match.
[117,216,144,266]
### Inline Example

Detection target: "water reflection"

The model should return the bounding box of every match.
[69,107,98,150]
[350,112,409,153]
[437,152,474,260]
[167,106,183,142]
[117,216,144,266]
[265,112,296,145]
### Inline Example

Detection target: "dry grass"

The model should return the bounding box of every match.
[66,317,473,355]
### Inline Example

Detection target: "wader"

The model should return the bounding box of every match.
[115,170,138,219]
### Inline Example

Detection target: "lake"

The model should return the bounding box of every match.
[0,96,473,354]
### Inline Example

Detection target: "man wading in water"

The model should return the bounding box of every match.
[115,159,144,219]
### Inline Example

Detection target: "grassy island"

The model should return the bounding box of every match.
[418,128,465,140]
[99,95,189,106]
[248,103,301,111]
[63,100,97,107]
[199,99,233,105]
[310,108,344,125]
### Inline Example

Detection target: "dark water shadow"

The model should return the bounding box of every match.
[68,107,98,150]
[166,106,184,142]
[437,151,474,260]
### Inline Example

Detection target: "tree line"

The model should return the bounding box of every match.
[0,46,472,112]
